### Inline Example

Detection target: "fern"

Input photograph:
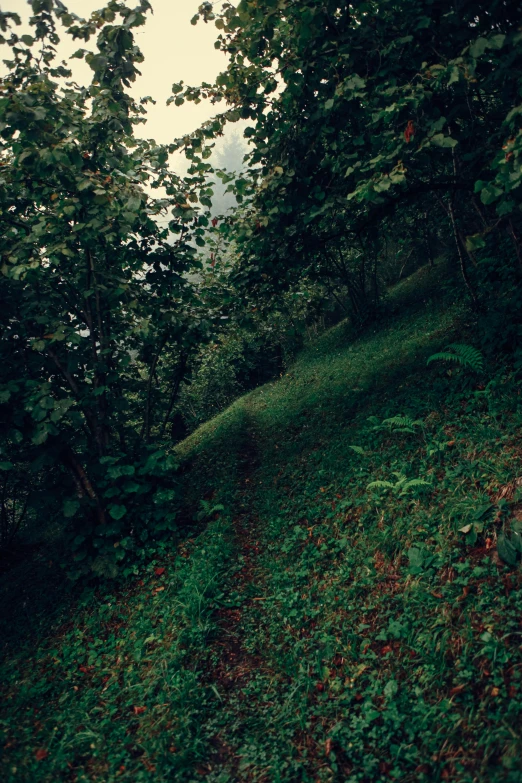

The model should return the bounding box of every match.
[373,415,423,434]
[367,480,394,490]
[367,474,431,496]
[400,478,431,494]
[196,500,225,522]
[382,415,422,431]
[427,343,484,372]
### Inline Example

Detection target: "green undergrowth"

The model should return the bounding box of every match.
[0,517,236,782]
[3,267,522,781]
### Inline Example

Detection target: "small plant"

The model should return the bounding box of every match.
[367,472,431,497]
[369,414,423,434]
[426,438,451,460]
[427,343,484,372]
[195,499,226,523]
[407,545,440,575]
[456,501,496,546]
[497,520,522,566]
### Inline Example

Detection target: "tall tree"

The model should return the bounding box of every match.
[0,1,213,574]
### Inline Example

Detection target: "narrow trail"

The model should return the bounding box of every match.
[202,409,272,777]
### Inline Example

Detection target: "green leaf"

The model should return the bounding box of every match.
[431,133,458,148]
[489,34,506,50]
[63,499,80,518]
[108,504,127,520]
[505,105,522,124]
[480,184,503,205]
[384,679,398,699]
[511,529,522,554]
[107,464,135,479]
[32,427,50,446]
[448,66,460,86]
[407,547,425,574]
[465,233,486,252]
[497,533,518,566]
[470,37,488,59]
[125,194,142,212]
[86,54,108,74]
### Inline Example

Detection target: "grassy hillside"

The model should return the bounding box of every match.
[2,266,522,782]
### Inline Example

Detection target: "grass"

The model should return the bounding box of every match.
[0,517,236,782]
[2,264,522,781]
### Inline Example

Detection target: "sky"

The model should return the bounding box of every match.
[4,0,230,145]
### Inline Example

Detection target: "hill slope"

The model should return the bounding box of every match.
[2,269,522,782]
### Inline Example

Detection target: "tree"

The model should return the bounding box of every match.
[0,1,213,575]
[186,0,522,318]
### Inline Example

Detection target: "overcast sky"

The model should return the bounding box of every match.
[4,0,229,145]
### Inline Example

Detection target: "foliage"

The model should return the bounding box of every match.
[3,277,522,781]
[2,0,522,778]
[182,0,522,321]
[497,521,522,567]
[427,343,485,372]
[177,281,321,429]
[0,514,234,781]
[370,414,423,434]
[367,472,431,497]
[0,1,216,571]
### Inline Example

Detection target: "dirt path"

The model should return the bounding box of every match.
[202,411,270,777]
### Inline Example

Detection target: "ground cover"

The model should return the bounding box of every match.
[2,266,522,782]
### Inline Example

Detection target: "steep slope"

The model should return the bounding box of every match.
[2,268,522,782]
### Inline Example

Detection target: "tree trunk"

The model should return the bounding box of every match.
[60,445,106,526]
[448,199,479,310]
[160,353,189,440]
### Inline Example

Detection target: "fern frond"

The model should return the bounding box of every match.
[382,415,416,428]
[378,415,422,434]
[427,343,484,372]
[402,479,431,490]
[349,444,366,455]
[367,480,394,491]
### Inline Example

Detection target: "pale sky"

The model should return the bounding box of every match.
[4,0,229,145]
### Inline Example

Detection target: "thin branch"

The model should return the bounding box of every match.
[448,198,479,310]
